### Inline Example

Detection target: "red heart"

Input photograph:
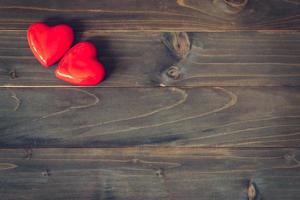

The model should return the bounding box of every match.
[55,42,106,86]
[27,22,74,67]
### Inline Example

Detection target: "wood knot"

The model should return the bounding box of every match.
[213,0,248,14]
[166,66,181,80]
[9,69,18,79]
[162,32,190,59]
[248,180,256,200]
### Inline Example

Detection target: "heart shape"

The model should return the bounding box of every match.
[27,22,74,67]
[55,42,106,86]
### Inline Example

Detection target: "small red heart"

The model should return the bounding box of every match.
[55,42,106,86]
[27,22,74,67]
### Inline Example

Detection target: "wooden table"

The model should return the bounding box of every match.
[0,0,300,199]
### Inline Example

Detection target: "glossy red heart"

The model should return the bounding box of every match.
[55,42,106,86]
[27,22,74,67]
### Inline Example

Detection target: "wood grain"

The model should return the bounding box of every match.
[0,147,299,200]
[1,0,299,199]
[1,87,299,147]
[0,0,299,31]
[1,31,300,87]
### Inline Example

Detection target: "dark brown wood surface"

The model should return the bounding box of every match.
[1,31,300,87]
[0,0,299,32]
[0,0,300,199]
[0,87,300,147]
[0,147,300,200]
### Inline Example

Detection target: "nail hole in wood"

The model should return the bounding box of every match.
[42,169,51,177]
[24,148,32,160]
[155,168,165,178]
[9,69,18,79]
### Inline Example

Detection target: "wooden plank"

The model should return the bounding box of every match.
[0,0,299,31]
[0,147,299,200]
[1,31,300,87]
[1,87,300,147]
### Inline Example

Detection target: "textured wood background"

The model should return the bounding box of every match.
[1,87,300,147]
[1,31,300,87]
[1,148,300,200]
[0,0,299,31]
[0,0,300,199]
